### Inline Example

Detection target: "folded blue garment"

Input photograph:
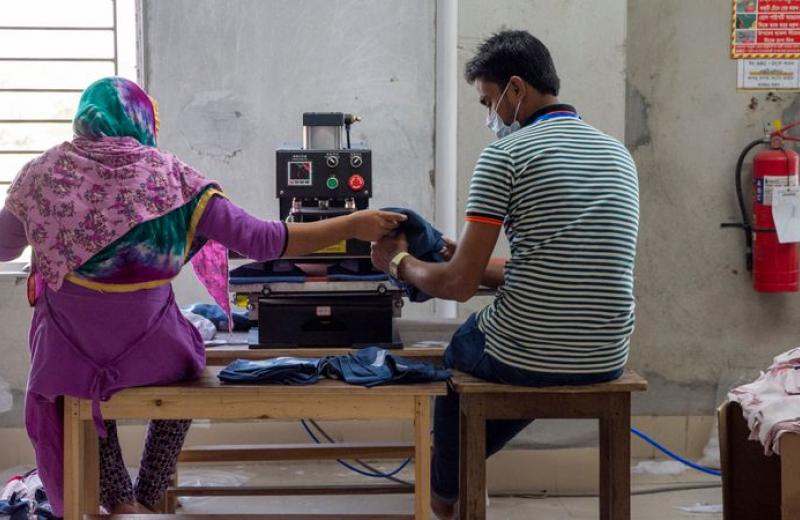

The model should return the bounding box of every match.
[218,348,450,387]
[381,207,446,302]
[321,347,451,387]
[218,357,322,385]
[327,273,389,282]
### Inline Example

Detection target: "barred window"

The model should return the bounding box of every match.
[0,0,137,266]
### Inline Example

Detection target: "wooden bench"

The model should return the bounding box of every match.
[161,346,444,510]
[449,369,647,520]
[63,366,447,520]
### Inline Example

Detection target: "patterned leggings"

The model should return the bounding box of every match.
[98,419,191,511]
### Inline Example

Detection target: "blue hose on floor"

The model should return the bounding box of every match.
[631,427,721,477]
[301,421,720,479]
[300,419,412,479]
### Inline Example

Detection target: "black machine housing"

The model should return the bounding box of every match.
[275,147,372,258]
[241,112,399,349]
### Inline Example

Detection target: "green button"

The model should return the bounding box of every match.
[326,176,339,190]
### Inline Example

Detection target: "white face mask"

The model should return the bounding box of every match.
[486,81,522,139]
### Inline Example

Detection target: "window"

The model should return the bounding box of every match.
[0,0,137,266]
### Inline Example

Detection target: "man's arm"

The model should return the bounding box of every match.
[372,221,501,302]
[482,257,507,289]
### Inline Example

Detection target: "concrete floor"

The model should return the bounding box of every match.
[170,461,722,519]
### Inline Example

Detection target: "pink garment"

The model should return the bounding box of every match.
[18,196,286,517]
[3,137,229,316]
[729,347,800,455]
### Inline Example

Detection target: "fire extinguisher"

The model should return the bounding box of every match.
[726,121,800,292]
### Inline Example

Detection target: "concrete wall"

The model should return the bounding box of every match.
[140,0,436,318]
[2,0,795,441]
[626,0,800,414]
[455,0,629,320]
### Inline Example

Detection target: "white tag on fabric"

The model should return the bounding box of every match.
[772,187,800,243]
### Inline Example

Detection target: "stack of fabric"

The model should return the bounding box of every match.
[218,347,450,387]
[728,347,800,455]
[0,469,56,519]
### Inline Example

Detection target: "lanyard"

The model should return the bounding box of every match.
[533,111,581,124]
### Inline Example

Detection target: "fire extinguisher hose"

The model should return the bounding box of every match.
[734,138,769,271]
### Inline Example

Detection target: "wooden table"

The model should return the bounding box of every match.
[204,345,445,366]
[63,367,447,520]
[719,400,800,520]
[450,369,647,520]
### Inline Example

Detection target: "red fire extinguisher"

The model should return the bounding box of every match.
[729,121,800,292]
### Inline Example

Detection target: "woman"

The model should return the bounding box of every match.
[0,77,405,516]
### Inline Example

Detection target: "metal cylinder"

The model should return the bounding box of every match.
[303,125,341,150]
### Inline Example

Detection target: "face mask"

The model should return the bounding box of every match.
[486,81,522,139]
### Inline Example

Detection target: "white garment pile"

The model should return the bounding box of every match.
[1,469,44,503]
[180,309,217,341]
[728,346,800,455]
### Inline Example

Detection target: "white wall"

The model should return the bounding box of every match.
[455,0,629,320]
[626,0,800,413]
[140,0,437,318]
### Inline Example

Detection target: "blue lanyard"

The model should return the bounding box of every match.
[533,111,581,124]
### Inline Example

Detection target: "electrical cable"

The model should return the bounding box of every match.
[300,419,411,480]
[306,419,413,486]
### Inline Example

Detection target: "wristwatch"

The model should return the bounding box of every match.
[389,252,411,280]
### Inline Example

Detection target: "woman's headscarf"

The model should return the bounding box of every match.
[6,77,231,327]
[73,77,160,146]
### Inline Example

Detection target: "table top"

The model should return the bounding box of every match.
[103,366,448,398]
[204,332,446,364]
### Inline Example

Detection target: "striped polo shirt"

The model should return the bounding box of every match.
[466,104,639,374]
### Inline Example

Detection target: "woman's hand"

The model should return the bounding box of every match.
[348,210,407,242]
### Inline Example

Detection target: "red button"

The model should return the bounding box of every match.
[348,174,365,191]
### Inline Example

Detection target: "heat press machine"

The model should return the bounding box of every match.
[230,112,404,348]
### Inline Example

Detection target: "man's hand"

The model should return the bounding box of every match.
[440,237,456,261]
[371,233,409,273]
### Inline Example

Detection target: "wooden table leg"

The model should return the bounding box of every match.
[415,396,432,520]
[82,418,100,515]
[459,394,486,520]
[63,397,82,520]
[781,433,800,520]
[599,394,631,520]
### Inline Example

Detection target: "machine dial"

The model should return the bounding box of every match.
[326,155,339,168]
[350,154,363,168]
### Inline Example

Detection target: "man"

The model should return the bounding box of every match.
[371,30,639,518]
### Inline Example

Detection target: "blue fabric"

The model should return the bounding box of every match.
[327,273,389,282]
[229,260,389,284]
[0,497,55,520]
[381,207,446,302]
[218,357,322,385]
[188,303,250,331]
[217,348,450,387]
[431,314,625,503]
[0,499,30,520]
[321,347,451,387]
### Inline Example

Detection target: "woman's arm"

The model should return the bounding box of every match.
[0,208,28,261]
[284,210,405,257]
[196,196,405,260]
